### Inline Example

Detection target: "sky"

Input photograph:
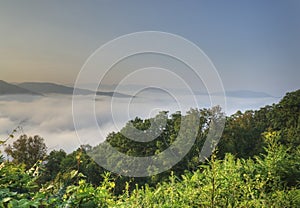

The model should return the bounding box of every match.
[1,0,299,154]
[1,0,300,96]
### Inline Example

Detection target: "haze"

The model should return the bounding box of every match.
[0,1,299,152]
[1,0,299,96]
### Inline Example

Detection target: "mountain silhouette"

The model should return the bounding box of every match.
[0,80,41,95]
[18,82,131,97]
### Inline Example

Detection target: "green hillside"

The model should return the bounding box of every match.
[0,89,299,207]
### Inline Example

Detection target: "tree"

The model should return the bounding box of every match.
[269,90,300,146]
[5,134,47,169]
[39,149,67,183]
[58,147,104,186]
[217,110,264,158]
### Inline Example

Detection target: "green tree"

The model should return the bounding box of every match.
[38,149,67,183]
[269,90,300,146]
[59,147,104,186]
[5,134,47,169]
[218,110,264,158]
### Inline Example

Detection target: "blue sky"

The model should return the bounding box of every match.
[1,0,299,96]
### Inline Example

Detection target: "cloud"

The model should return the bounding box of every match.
[0,117,15,133]
[0,93,281,153]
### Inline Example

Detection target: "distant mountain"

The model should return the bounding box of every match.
[0,80,41,95]
[128,87,274,98]
[197,90,274,98]
[18,82,92,95]
[103,85,274,99]
[18,82,131,98]
[223,90,274,98]
[95,91,133,98]
[1,80,273,99]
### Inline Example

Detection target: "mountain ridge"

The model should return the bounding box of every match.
[1,80,275,98]
[0,80,42,95]
[0,80,131,98]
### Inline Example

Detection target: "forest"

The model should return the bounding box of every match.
[0,89,299,207]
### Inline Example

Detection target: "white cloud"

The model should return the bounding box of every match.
[0,94,280,153]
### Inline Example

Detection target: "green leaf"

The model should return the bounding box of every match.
[2,197,12,203]
[70,170,78,179]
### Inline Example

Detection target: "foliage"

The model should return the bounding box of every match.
[218,89,300,159]
[1,131,299,207]
[0,89,299,207]
[5,135,47,169]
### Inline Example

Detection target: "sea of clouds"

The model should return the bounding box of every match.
[0,93,280,153]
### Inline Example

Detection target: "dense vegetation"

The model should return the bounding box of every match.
[1,90,299,207]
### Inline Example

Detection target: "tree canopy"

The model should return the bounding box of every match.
[5,135,47,169]
[0,89,299,207]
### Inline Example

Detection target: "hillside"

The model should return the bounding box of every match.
[18,82,131,97]
[0,81,131,98]
[0,80,41,95]
[18,82,92,95]
[0,90,300,208]
[0,89,299,207]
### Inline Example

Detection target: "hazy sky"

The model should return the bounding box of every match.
[1,0,299,96]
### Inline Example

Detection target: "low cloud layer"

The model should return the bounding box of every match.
[0,93,280,153]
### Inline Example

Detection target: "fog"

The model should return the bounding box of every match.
[0,93,280,153]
